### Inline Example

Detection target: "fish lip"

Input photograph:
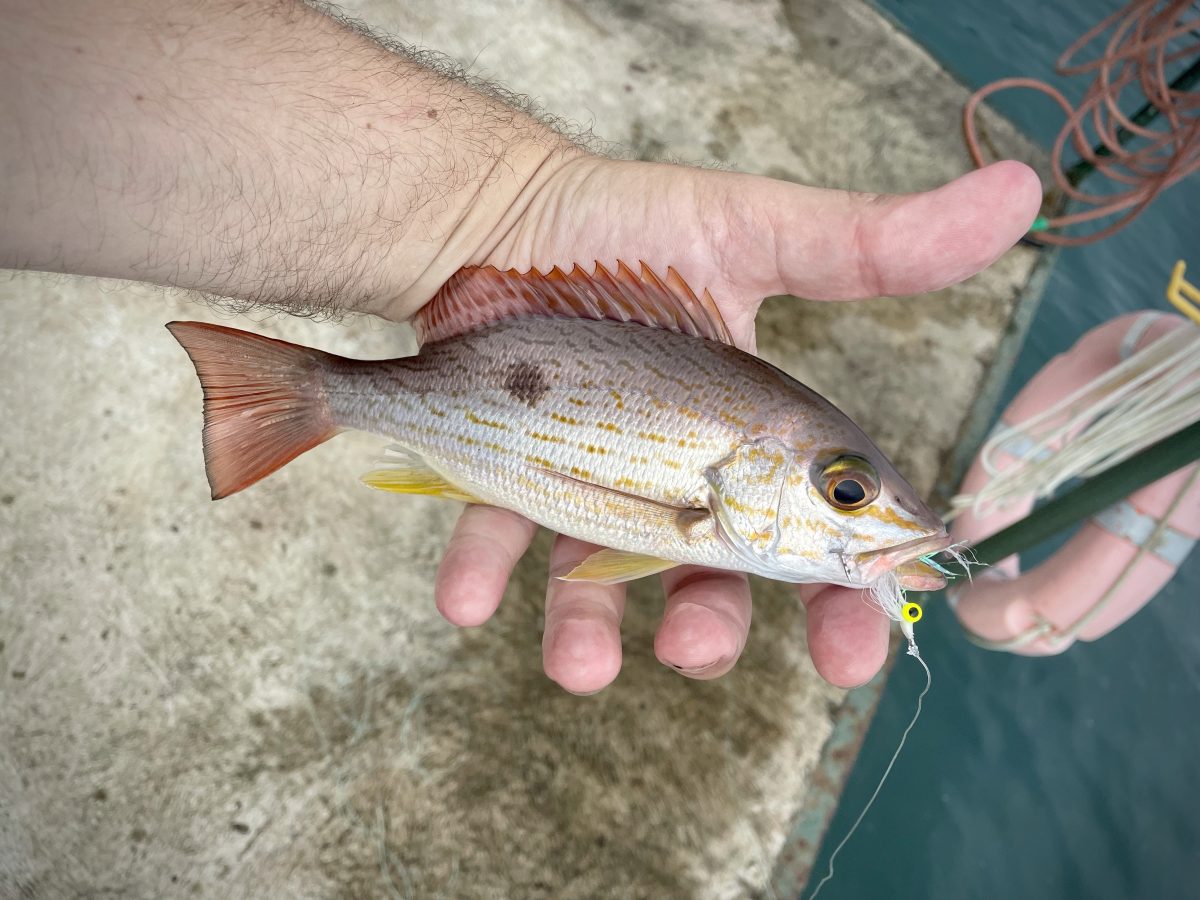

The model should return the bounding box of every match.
[855,530,952,579]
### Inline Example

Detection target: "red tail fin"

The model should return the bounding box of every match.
[166,321,341,499]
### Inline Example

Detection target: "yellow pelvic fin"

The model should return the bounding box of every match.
[360,465,481,503]
[560,549,678,585]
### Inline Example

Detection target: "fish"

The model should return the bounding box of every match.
[166,261,950,591]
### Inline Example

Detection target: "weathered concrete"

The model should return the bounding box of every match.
[1,1,1043,896]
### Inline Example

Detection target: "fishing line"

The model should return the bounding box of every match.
[805,639,932,900]
[946,324,1200,521]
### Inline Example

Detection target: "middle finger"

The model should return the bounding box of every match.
[543,535,627,694]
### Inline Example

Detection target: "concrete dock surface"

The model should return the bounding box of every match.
[1,1,1042,896]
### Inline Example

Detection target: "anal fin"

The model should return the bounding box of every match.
[560,549,678,585]
[361,454,482,504]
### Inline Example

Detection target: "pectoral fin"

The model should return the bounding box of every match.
[534,467,710,538]
[560,549,678,585]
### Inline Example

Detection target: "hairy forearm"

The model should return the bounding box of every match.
[0,0,582,318]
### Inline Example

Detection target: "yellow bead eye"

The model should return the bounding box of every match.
[902,602,922,623]
[819,456,880,511]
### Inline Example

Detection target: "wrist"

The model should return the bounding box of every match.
[374,134,591,323]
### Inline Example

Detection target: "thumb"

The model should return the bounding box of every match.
[757,160,1043,301]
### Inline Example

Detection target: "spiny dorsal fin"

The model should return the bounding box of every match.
[414,260,733,347]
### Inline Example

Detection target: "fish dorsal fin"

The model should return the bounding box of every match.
[414,260,733,347]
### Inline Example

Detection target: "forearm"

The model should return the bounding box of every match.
[0,0,582,319]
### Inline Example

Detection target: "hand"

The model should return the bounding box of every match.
[0,0,1039,692]
[429,155,1043,693]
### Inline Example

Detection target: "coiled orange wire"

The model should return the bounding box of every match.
[964,0,1200,246]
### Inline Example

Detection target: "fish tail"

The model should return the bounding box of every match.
[166,321,344,500]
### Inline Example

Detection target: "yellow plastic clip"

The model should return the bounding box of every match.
[1166,260,1200,325]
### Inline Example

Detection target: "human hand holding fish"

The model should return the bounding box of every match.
[0,0,1043,694]
[408,156,1041,694]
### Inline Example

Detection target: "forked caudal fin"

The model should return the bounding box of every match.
[166,322,342,500]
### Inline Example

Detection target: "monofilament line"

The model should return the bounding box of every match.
[805,642,932,900]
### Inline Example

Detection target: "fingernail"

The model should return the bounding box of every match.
[677,657,730,677]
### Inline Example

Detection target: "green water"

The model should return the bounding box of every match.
[808,3,1200,898]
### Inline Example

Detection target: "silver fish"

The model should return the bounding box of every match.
[168,261,950,589]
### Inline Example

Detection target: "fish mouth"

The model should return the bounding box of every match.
[855,531,953,590]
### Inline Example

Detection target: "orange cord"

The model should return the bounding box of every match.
[963,0,1200,246]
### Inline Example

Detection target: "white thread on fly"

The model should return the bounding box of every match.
[861,542,980,639]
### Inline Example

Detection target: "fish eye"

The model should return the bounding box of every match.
[819,456,880,511]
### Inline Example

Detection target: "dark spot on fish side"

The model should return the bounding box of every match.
[321,561,337,577]
[0,493,14,505]
[427,108,438,119]
[11,670,26,679]
[504,361,550,406]
[130,827,148,842]
[231,821,250,834]
[248,518,263,530]
[92,787,108,802]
